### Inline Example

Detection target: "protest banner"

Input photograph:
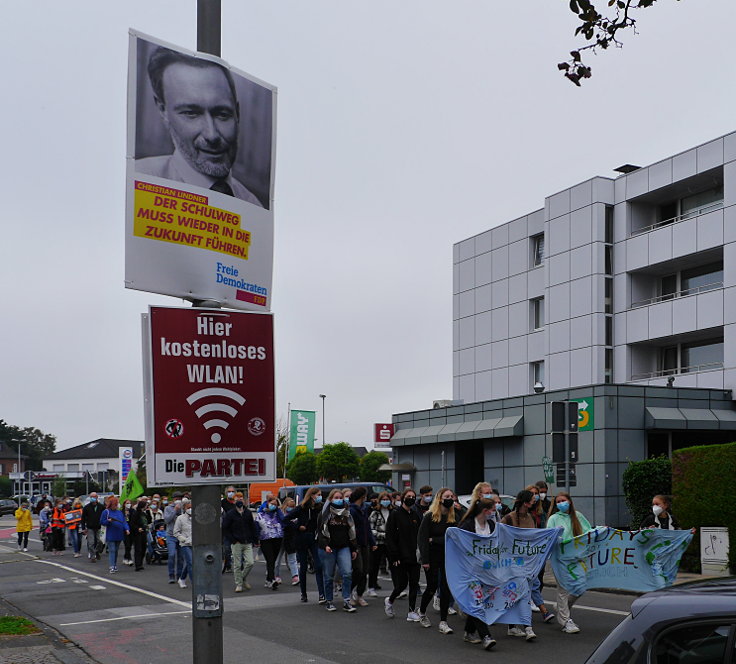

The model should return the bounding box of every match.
[551,526,693,595]
[445,525,561,626]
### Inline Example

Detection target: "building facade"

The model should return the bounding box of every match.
[391,131,736,526]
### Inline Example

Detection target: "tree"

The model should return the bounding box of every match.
[275,418,288,478]
[359,451,391,483]
[286,451,319,486]
[0,420,57,470]
[316,442,360,482]
[559,0,666,85]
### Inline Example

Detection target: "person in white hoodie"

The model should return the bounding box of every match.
[173,503,193,589]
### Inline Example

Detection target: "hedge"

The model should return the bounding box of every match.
[621,456,671,529]
[672,441,736,575]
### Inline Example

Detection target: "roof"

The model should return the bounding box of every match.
[45,439,144,460]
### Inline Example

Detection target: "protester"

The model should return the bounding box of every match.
[67,498,84,558]
[547,492,593,634]
[286,486,325,603]
[221,485,237,573]
[465,481,494,519]
[256,497,284,590]
[368,491,393,596]
[173,500,193,588]
[81,492,104,563]
[413,485,434,519]
[222,492,259,592]
[100,496,129,573]
[51,499,67,555]
[417,487,459,634]
[122,499,135,566]
[524,484,546,528]
[533,480,551,600]
[15,502,32,552]
[164,495,184,583]
[275,497,300,585]
[317,489,357,612]
[458,498,497,650]
[129,498,150,571]
[39,501,52,551]
[491,489,511,517]
[384,488,422,621]
[639,495,683,530]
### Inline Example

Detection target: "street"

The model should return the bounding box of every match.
[0,516,633,664]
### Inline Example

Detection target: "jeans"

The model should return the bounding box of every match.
[296,538,324,598]
[107,540,121,568]
[70,528,81,554]
[231,542,254,587]
[530,575,543,607]
[180,545,193,581]
[86,529,101,558]
[167,534,183,579]
[319,547,352,603]
[275,545,298,579]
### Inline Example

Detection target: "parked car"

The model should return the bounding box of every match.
[278,482,393,504]
[0,499,19,516]
[585,576,736,663]
[457,493,514,511]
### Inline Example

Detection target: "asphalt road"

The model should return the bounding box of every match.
[0,516,633,664]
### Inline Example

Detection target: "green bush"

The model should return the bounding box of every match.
[286,451,319,486]
[672,441,736,575]
[359,451,390,482]
[621,456,671,529]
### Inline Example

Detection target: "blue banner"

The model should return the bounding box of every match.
[445,525,561,626]
[551,526,693,596]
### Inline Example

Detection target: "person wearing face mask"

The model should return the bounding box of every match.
[417,487,460,634]
[81,492,104,563]
[50,499,67,555]
[465,482,494,523]
[15,502,32,552]
[547,492,592,634]
[255,498,285,590]
[222,493,259,592]
[121,499,135,565]
[391,491,402,509]
[491,489,511,518]
[100,496,129,573]
[128,499,150,571]
[173,502,193,588]
[348,487,377,607]
[220,485,238,574]
[384,488,422,620]
[533,481,551,603]
[284,486,326,603]
[413,485,434,519]
[164,493,185,583]
[316,489,357,612]
[275,498,300,585]
[367,491,394,596]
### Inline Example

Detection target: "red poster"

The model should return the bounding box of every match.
[374,423,394,445]
[144,306,275,485]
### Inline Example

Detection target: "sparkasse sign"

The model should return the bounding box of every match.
[143,306,275,485]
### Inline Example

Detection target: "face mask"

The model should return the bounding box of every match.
[66,499,72,504]
[495,503,503,511]
[90,497,97,503]
[21,506,27,510]
[286,506,293,513]
[235,501,244,508]
[540,493,547,501]
[268,504,277,511]
[380,500,391,508]
[163,500,168,506]
[175,500,182,507]
[652,505,664,516]
[403,497,416,507]
[557,501,570,513]
[482,493,493,499]
[314,495,323,503]
[186,508,192,516]
[423,496,432,504]
[227,492,235,499]
[395,500,402,507]
[331,499,344,507]
[125,503,131,509]
[533,494,540,502]
[442,498,455,509]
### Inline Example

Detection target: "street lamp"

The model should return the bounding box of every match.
[319,394,326,445]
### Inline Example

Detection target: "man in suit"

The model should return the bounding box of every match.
[136,46,263,206]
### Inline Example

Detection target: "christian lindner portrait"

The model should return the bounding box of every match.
[134,39,274,209]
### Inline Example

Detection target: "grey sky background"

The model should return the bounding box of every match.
[2,1,733,452]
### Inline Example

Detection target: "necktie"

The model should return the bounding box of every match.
[210,180,234,196]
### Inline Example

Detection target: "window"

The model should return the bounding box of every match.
[98,463,109,471]
[658,262,723,301]
[604,206,614,244]
[67,463,79,471]
[531,234,545,267]
[604,348,613,383]
[657,185,723,225]
[531,361,545,388]
[659,337,724,375]
[604,278,613,314]
[531,297,545,330]
[653,622,732,664]
[52,464,64,471]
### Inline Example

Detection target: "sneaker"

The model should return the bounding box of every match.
[17,546,22,551]
[169,577,176,584]
[90,558,97,563]
[525,626,537,641]
[397,589,408,599]
[562,620,580,634]
[325,602,337,612]
[275,576,282,584]
[291,575,299,585]
[543,611,556,624]
[508,626,526,637]
[235,585,243,592]
[432,595,441,611]
[23,548,28,552]
[178,579,187,589]
[343,602,357,613]
[271,580,279,590]
[419,614,431,628]
[366,588,378,597]
[384,597,395,618]
[356,596,368,607]
[109,567,116,574]
[448,606,458,616]
[318,595,326,605]
[123,559,132,566]
[531,604,540,613]
[407,610,421,622]
[300,594,308,603]
[438,621,453,635]
[482,636,497,651]
[73,553,81,558]
[463,632,482,644]
[265,581,273,589]
[244,583,251,590]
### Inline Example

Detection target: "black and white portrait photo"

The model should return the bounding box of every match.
[133,37,274,209]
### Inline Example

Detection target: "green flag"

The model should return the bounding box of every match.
[120,470,145,504]
[289,410,316,461]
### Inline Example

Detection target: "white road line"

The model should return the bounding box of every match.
[36,559,191,609]
[59,610,190,626]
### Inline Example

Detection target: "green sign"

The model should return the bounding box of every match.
[570,398,594,431]
[288,410,316,461]
[542,456,554,484]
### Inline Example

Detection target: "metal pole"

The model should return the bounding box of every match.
[319,394,326,445]
[197,0,221,57]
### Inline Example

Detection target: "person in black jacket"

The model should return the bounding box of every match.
[384,488,422,621]
[285,486,325,603]
[220,485,237,573]
[222,495,260,592]
[348,487,377,607]
[81,492,104,563]
[128,499,150,571]
[639,494,690,531]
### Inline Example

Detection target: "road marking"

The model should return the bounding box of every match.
[36,560,191,609]
[36,577,66,585]
[59,610,190,626]
[89,585,106,591]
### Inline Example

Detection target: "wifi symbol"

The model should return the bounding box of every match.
[186,387,246,444]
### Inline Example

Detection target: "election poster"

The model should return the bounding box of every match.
[125,31,276,311]
[288,410,316,461]
[142,306,276,485]
[551,526,693,595]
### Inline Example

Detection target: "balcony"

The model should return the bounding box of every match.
[630,200,723,237]
[630,280,723,309]
[631,361,723,381]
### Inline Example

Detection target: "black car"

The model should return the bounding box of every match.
[586,577,736,663]
[0,499,19,516]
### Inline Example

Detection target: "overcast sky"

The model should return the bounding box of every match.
[2,1,733,452]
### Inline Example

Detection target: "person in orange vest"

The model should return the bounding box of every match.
[51,499,67,555]
[66,499,84,558]
[15,502,33,551]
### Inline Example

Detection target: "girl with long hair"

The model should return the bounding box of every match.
[367,491,393,595]
[317,489,357,612]
[286,486,325,603]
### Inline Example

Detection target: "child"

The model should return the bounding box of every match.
[15,502,33,551]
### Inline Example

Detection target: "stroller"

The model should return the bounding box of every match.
[146,519,168,564]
